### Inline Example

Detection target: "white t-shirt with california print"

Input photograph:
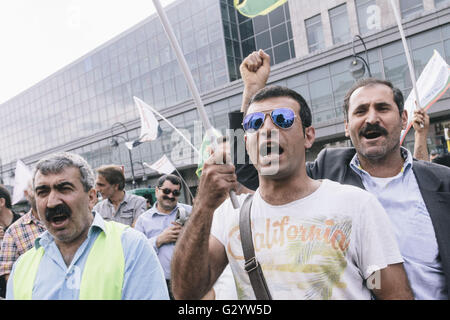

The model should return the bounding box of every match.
[211,179,403,300]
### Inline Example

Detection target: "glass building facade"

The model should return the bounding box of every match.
[1,0,449,193]
[0,0,294,191]
[0,0,229,166]
[221,0,295,81]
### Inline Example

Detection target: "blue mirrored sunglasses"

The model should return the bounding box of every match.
[243,108,296,133]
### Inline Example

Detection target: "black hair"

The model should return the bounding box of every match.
[96,165,125,190]
[0,185,12,209]
[248,85,312,134]
[157,174,182,188]
[343,78,404,120]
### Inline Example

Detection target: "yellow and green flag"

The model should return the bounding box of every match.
[234,0,287,18]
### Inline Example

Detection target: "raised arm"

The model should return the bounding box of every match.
[171,151,238,300]
[412,108,430,161]
[240,49,271,113]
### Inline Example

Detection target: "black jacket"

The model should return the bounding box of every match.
[230,111,450,297]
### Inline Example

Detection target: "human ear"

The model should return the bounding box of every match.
[344,120,350,137]
[304,127,315,149]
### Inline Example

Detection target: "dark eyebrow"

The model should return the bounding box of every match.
[54,181,76,190]
[354,102,391,111]
[34,185,50,192]
[35,181,75,192]
[354,103,369,111]
[374,102,392,108]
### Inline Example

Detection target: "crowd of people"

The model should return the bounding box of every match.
[0,49,449,300]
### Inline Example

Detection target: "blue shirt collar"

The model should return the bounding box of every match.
[350,146,413,177]
[35,211,105,249]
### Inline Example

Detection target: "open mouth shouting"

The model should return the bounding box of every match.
[259,141,284,166]
[45,204,72,229]
[359,124,388,142]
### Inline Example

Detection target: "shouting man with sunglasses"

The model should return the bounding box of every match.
[134,174,192,299]
[171,85,413,300]
[229,50,450,300]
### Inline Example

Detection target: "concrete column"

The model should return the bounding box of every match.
[377,0,397,29]
[322,8,334,47]
[346,0,360,37]
[423,0,435,12]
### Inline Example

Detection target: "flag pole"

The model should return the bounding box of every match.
[389,0,423,127]
[152,0,240,208]
[173,167,195,203]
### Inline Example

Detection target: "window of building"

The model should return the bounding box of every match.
[239,19,254,40]
[305,14,325,53]
[256,30,271,50]
[253,14,270,34]
[329,4,351,44]
[242,37,256,58]
[273,42,291,64]
[400,0,423,19]
[268,5,285,27]
[435,0,450,7]
[271,23,288,46]
[355,0,380,35]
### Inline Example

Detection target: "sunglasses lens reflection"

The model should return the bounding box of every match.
[243,108,295,132]
[162,188,180,196]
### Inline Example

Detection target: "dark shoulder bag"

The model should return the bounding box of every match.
[239,194,272,300]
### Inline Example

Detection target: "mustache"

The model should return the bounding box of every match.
[359,123,388,137]
[45,204,72,221]
[162,196,176,201]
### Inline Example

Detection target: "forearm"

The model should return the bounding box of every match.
[171,201,216,299]
[371,264,414,300]
[413,131,429,161]
[241,84,264,113]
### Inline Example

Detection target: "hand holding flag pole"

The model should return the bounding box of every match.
[152,0,240,209]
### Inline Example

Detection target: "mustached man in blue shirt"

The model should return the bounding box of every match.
[6,152,169,300]
[234,51,450,299]
[134,174,192,299]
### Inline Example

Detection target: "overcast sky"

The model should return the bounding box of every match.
[0,0,176,104]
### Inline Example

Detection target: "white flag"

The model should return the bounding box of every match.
[144,155,176,175]
[125,97,162,150]
[12,160,32,205]
[401,50,450,143]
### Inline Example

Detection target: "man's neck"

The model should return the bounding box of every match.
[0,208,13,228]
[258,169,321,206]
[357,148,405,178]
[109,190,125,207]
[55,216,93,267]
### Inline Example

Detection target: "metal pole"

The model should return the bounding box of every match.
[111,122,136,188]
[160,138,194,204]
[152,0,239,209]
[0,157,3,185]
[173,167,195,204]
[389,0,421,110]
[128,149,136,187]
[352,35,372,77]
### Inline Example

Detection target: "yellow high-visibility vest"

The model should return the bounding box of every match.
[13,221,128,300]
